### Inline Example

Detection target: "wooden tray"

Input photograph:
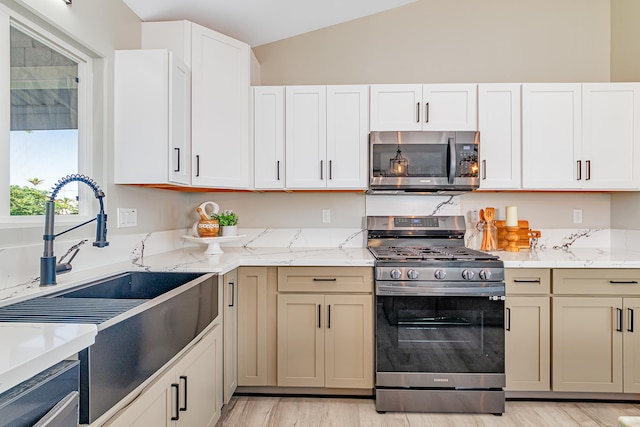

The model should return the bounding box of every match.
[495,220,541,249]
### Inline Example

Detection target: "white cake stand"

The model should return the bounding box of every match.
[183,235,245,255]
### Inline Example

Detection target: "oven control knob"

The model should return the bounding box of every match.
[462,269,475,280]
[479,269,492,280]
[407,269,419,279]
[390,269,402,279]
[434,269,446,280]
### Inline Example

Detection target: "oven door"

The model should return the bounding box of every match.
[375,290,504,389]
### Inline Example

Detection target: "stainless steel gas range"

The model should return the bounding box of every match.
[367,215,505,415]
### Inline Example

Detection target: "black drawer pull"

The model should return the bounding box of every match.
[609,280,638,284]
[616,308,623,332]
[313,278,337,282]
[629,308,635,333]
[506,307,511,331]
[513,279,541,283]
[174,147,180,172]
[229,281,235,307]
[317,304,321,328]
[179,376,187,412]
[171,383,180,420]
[328,305,331,329]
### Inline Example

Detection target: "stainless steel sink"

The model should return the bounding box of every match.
[0,271,219,424]
[50,271,203,299]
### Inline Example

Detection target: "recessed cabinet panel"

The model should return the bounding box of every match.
[478,84,521,189]
[254,87,285,189]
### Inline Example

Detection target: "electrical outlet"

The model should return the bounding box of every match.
[117,208,137,228]
[573,209,583,224]
[322,209,331,223]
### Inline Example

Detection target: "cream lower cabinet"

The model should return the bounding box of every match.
[223,269,238,403]
[276,267,373,389]
[105,324,223,427]
[552,269,640,393]
[237,267,278,386]
[505,269,551,392]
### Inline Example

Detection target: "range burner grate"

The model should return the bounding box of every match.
[370,246,499,262]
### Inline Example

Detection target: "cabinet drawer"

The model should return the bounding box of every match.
[278,267,373,293]
[553,269,640,295]
[505,268,550,294]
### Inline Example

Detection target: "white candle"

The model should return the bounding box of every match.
[505,206,518,227]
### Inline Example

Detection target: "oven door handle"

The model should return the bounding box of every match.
[447,137,456,184]
[376,283,505,297]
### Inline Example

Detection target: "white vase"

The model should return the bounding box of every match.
[220,225,238,236]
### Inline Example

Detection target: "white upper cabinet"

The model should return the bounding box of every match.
[325,85,369,189]
[143,21,251,189]
[281,85,369,190]
[114,49,191,186]
[478,84,521,189]
[285,86,327,189]
[522,84,582,189]
[523,83,640,190]
[581,83,640,190]
[253,86,285,189]
[370,84,477,131]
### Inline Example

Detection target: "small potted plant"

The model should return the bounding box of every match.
[216,210,239,236]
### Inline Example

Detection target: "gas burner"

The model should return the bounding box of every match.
[369,246,499,262]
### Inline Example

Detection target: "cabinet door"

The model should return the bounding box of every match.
[326,85,369,189]
[104,370,173,427]
[552,297,623,392]
[114,50,190,186]
[253,86,285,189]
[522,84,582,189]
[624,297,640,393]
[237,267,277,386]
[370,84,423,131]
[582,83,640,190]
[505,296,550,391]
[285,86,327,188]
[422,84,477,131]
[277,294,325,387]
[177,326,221,427]
[324,294,373,389]
[223,270,238,403]
[191,23,250,189]
[478,84,521,189]
[169,57,192,185]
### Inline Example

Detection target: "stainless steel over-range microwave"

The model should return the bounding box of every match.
[368,130,479,194]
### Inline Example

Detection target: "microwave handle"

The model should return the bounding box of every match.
[447,137,456,184]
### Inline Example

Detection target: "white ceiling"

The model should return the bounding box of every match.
[121,0,417,47]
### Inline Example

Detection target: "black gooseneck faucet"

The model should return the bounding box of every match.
[40,174,109,286]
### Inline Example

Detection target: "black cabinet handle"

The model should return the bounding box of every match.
[196,155,200,177]
[425,102,430,123]
[277,160,280,181]
[506,307,511,331]
[174,147,180,172]
[320,160,324,180]
[229,281,235,307]
[328,305,331,329]
[586,160,591,180]
[171,383,180,420]
[482,160,486,180]
[317,304,321,328]
[629,308,635,333]
[179,376,187,412]
[329,160,332,180]
[416,102,420,123]
[577,160,582,180]
[313,278,337,282]
[616,308,623,332]
[610,280,638,284]
[513,279,541,283]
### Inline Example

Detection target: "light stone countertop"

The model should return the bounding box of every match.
[0,323,96,395]
[2,243,640,401]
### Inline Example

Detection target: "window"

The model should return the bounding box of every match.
[0,10,93,222]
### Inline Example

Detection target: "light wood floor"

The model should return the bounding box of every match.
[217,395,640,426]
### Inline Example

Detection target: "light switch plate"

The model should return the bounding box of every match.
[572,209,582,224]
[117,208,137,228]
[322,209,331,223]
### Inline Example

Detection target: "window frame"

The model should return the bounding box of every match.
[0,7,94,228]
